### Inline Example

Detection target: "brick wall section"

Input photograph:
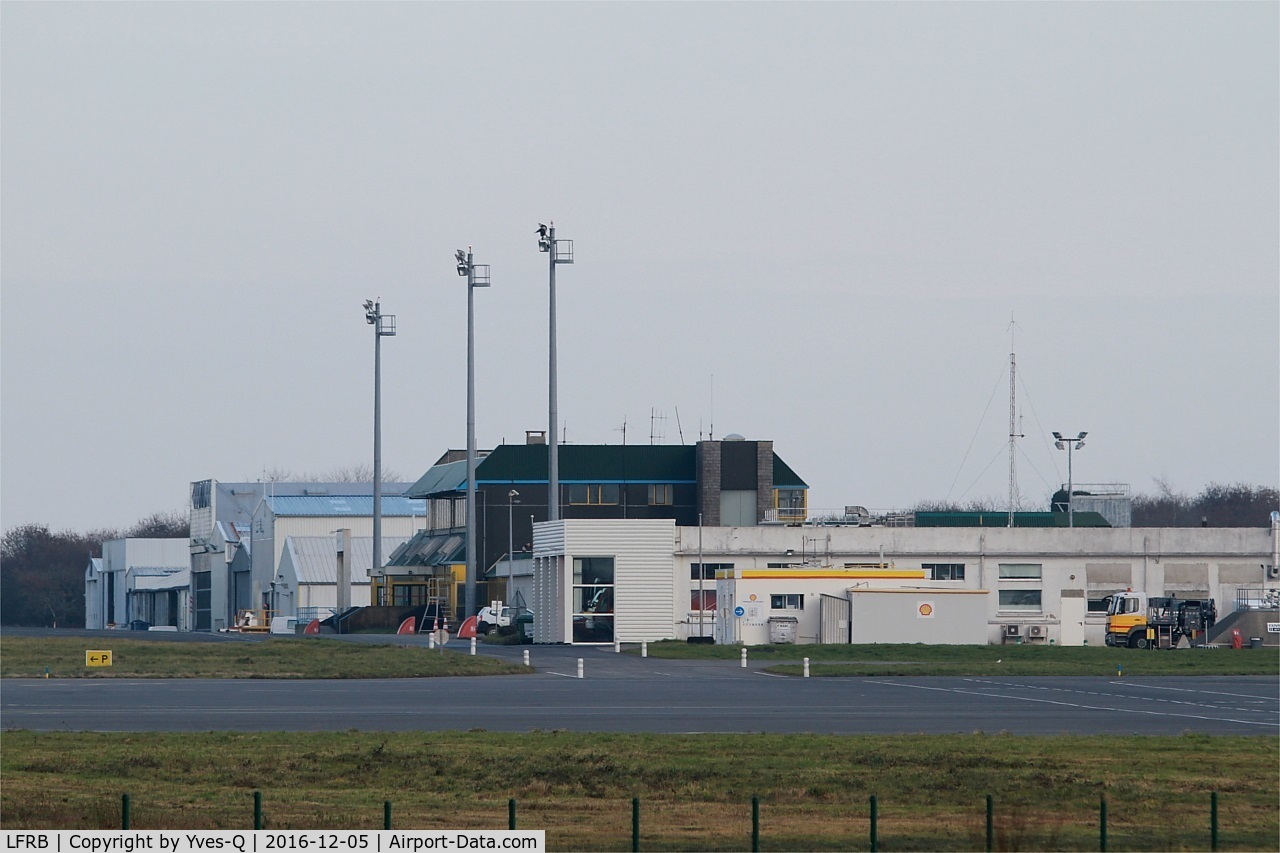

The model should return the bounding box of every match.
[756,440,774,523]
[696,441,722,526]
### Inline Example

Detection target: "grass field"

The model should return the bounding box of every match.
[2,731,1276,850]
[0,636,529,679]
[640,641,1280,677]
[4,635,1275,679]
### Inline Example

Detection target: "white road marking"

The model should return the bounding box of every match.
[867,680,1279,729]
[1105,681,1278,700]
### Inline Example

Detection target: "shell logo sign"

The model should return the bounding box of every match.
[917,602,935,619]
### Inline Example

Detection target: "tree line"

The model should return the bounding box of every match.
[3,483,1276,627]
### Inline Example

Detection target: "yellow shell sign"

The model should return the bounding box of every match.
[917,602,935,618]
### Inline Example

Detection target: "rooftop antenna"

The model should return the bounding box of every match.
[674,406,687,445]
[649,408,666,445]
[1007,313,1024,527]
[710,374,715,442]
[615,416,628,445]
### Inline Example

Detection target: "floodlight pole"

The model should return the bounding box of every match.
[538,222,573,521]
[457,247,490,619]
[1053,431,1088,528]
[364,299,396,575]
[507,490,519,601]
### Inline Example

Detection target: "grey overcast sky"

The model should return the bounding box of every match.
[3,2,1277,533]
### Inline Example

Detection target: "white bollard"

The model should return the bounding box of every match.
[428,634,435,650]
[741,648,748,668]
[522,649,530,667]
[803,657,810,678]
[614,639,621,653]
[577,658,584,679]
[641,641,648,658]
[470,637,477,656]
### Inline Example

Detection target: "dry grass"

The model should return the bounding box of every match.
[2,731,1276,850]
[0,636,528,679]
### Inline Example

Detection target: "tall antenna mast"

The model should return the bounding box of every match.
[1007,315,1023,527]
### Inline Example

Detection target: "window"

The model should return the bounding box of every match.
[1088,592,1119,614]
[648,484,673,506]
[923,563,965,581]
[770,594,804,610]
[690,590,717,611]
[774,488,806,520]
[999,590,1042,611]
[568,484,620,505]
[691,563,734,580]
[573,557,615,642]
[767,562,802,569]
[999,563,1042,580]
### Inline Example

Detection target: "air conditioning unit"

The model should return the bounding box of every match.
[1028,625,1045,638]
[1004,624,1021,638]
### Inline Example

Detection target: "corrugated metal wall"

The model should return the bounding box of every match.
[533,519,676,643]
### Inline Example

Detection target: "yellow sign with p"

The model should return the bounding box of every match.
[85,650,112,667]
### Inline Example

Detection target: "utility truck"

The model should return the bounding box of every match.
[1104,591,1216,649]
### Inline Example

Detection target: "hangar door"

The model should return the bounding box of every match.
[820,594,850,644]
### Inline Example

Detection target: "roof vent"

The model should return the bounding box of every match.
[526,430,547,445]
[722,433,746,441]
[304,488,330,495]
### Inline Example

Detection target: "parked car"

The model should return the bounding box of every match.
[476,604,513,635]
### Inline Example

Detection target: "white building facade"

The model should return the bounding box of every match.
[532,519,1275,645]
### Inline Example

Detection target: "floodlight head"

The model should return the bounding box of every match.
[1052,431,1064,441]
[1077,431,1088,441]
[455,249,468,277]
[1055,441,1065,451]
[1075,441,1086,450]
[509,489,519,499]
[363,299,376,323]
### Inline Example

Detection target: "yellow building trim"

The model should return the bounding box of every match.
[738,569,926,580]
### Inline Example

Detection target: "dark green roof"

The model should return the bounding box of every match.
[478,444,696,483]
[773,456,806,488]
[914,511,1112,528]
[407,443,808,496]
[404,459,467,498]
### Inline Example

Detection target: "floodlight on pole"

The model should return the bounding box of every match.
[364,299,396,576]
[1052,431,1087,528]
[507,490,520,602]
[537,222,573,522]
[457,246,490,619]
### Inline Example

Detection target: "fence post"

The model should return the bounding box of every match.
[1099,794,1106,853]
[751,795,759,853]
[509,798,517,831]
[254,790,263,830]
[632,797,640,852]
[1210,791,1218,852]
[384,801,392,830]
[986,794,993,852]
[121,793,130,830]
[869,795,878,853]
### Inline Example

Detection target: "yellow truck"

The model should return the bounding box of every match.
[1104,591,1216,649]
